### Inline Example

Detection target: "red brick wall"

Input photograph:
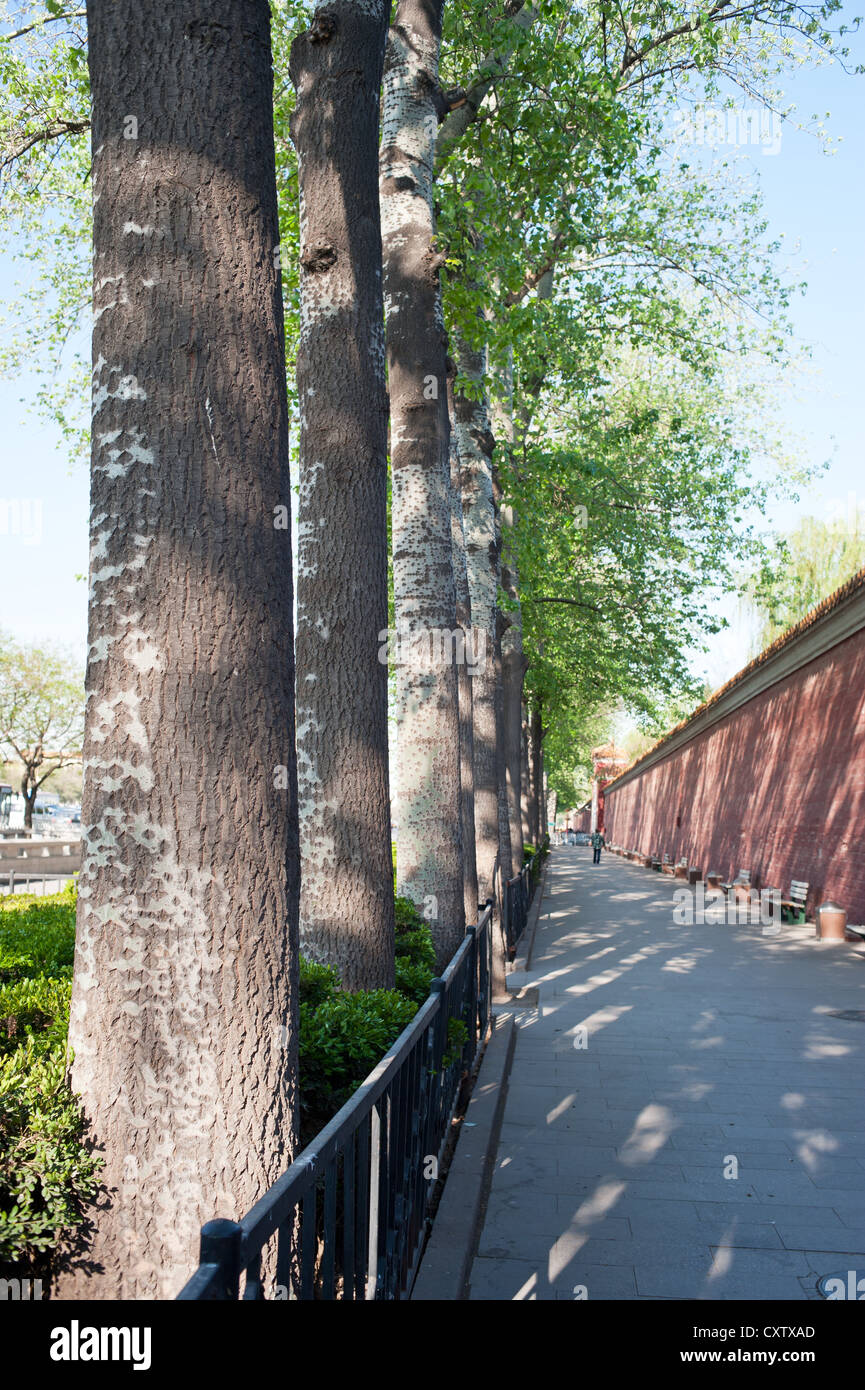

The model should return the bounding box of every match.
[604,627,865,921]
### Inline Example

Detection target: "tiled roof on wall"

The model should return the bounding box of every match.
[607,562,865,789]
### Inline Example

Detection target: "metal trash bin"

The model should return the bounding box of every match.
[817,901,847,943]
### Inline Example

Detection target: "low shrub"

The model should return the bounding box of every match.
[393,893,435,988]
[1,880,441,1270]
[298,956,340,1008]
[298,896,436,1138]
[394,956,434,1004]
[0,1040,101,1264]
[298,988,417,1144]
[0,886,100,1270]
[0,975,70,1058]
[523,840,549,884]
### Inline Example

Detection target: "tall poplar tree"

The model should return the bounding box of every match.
[63,0,300,1298]
[289,1,396,991]
[380,0,466,966]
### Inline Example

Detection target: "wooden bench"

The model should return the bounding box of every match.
[780,880,808,924]
[720,868,750,901]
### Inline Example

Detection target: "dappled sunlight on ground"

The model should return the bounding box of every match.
[468,846,865,1300]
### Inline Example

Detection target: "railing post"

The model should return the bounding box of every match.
[486,900,495,1025]
[466,925,478,1058]
[490,890,508,1003]
[199,1218,243,1299]
[429,977,447,1072]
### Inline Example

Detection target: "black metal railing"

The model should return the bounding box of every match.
[177,905,494,1302]
[504,863,532,957]
[504,838,549,957]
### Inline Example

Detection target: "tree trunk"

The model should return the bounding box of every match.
[381,0,464,967]
[63,0,299,1299]
[501,608,527,869]
[22,777,35,831]
[530,702,544,848]
[495,624,514,889]
[497,383,527,875]
[547,786,558,836]
[448,377,480,927]
[520,704,531,845]
[454,332,498,901]
[490,435,514,893]
[290,2,395,992]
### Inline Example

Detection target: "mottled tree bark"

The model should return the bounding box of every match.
[494,350,528,875]
[490,437,513,893]
[521,703,532,845]
[64,0,299,1299]
[502,646,527,862]
[448,377,480,928]
[529,701,545,848]
[381,0,464,967]
[495,619,514,888]
[454,333,498,902]
[290,2,395,992]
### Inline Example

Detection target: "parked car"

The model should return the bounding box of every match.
[574,831,591,846]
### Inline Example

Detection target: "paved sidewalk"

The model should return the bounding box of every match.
[468,846,865,1300]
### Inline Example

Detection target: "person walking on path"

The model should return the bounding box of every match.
[591,828,605,864]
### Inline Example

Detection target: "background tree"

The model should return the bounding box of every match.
[433,0,855,814]
[0,637,84,828]
[743,510,865,651]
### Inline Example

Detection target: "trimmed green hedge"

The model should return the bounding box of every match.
[0,883,100,1270]
[1,883,438,1268]
[298,893,435,1143]
[523,840,549,885]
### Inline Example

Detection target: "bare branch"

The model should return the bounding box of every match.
[2,8,86,44]
[1,117,90,173]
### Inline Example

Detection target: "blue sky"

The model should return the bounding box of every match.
[693,24,865,685]
[0,12,862,691]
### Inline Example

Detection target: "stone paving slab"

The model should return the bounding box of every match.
[467,846,865,1301]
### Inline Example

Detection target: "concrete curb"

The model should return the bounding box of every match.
[410,1010,517,1301]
